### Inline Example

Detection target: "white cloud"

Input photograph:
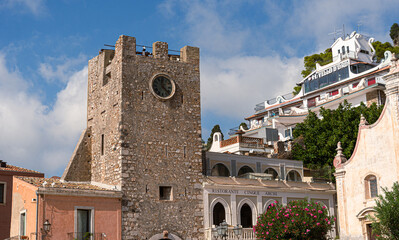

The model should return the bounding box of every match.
[0,53,87,176]
[201,55,302,119]
[39,54,87,83]
[284,0,398,51]
[0,0,46,16]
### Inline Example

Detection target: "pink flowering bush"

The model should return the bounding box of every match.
[254,199,335,240]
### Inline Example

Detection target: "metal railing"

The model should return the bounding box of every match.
[205,228,255,240]
[67,232,107,240]
[220,136,264,149]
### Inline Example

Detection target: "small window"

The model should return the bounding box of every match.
[307,96,318,108]
[329,90,339,96]
[103,72,111,86]
[342,46,346,54]
[101,134,105,156]
[338,49,340,54]
[368,78,376,86]
[286,170,301,182]
[77,209,92,240]
[159,186,172,200]
[347,46,350,53]
[353,82,359,88]
[20,211,26,236]
[365,175,378,199]
[284,128,291,138]
[0,183,5,204]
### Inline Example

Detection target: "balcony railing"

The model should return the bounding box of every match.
[205,228,256,240]
[67,232,107,240]
[220,136,264,149]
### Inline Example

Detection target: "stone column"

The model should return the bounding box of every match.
[231,194,237,226]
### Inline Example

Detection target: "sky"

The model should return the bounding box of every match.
[0,0,398,177]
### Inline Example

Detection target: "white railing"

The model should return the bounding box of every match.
[205,228,256,240]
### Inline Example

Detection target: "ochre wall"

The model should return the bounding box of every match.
[0,171,43,240]
[37,194,121,240]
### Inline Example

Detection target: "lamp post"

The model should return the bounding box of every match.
[43,220,51,233]
[216,220,228,240]
[233,224,243,239]
[211,225,218,239]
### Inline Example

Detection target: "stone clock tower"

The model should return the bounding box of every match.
[62,35,204,240]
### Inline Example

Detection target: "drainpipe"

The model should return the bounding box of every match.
[36,191,39,240]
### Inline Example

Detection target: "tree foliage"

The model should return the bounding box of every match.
[254,199,335,240]
[390,23,399,46]
[206,124,224,150]
[371,182,399,240]
[301,48,333,78]
[372,41,399,62]
[293,85,302,96]
[239,122,248,130]
[292,101,384,168]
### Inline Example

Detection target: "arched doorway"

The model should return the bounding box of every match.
[211,163,230,177]
[237,166,254,177]
[240,203,252,228]
[286,170,301,181]
[213,202,226,226]
[264,168,278,180]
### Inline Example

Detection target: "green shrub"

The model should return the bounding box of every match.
[371,182,399,240]
[254,199,335,240]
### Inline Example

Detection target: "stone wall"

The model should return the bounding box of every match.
[62,127,92,181]
[87,48,123,187]
[118,36,203,240]
[82,35,204,239]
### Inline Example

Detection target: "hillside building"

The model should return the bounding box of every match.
[215,32,392,156]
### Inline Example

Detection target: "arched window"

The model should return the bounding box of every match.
[264,168,278,180]
[263,200,278,213]
[286,170,301,182]
[240,203,252,228]
[237,166,254,177]
[213,202,226,226]
[211,163,230,177]
[365,175,378,199]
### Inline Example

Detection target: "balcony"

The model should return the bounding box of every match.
[220,136,264,149]
[205,227,255,240]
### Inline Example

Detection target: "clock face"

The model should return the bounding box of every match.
[151,75,175,99]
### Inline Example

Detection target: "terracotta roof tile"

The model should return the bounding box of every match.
[0,165,43,174]
[17,177,113,191]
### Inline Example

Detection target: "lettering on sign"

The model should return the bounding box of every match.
[309,60,349,80]
[211,189,278,196]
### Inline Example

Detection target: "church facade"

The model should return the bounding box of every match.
[334,56,399,240]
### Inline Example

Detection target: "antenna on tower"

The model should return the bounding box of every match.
[357,21,363,33]
[329,26,343,42]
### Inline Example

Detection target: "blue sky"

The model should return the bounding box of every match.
[0,0,398,177]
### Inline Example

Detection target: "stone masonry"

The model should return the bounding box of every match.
[63,35,204,240]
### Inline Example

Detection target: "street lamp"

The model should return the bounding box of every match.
[43,219,51,232]
[211,225,218,239]
[217,220,228,239]
[233,224,243,239]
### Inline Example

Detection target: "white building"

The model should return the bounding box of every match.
[238,32,392,147]
[203,152,337,239]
